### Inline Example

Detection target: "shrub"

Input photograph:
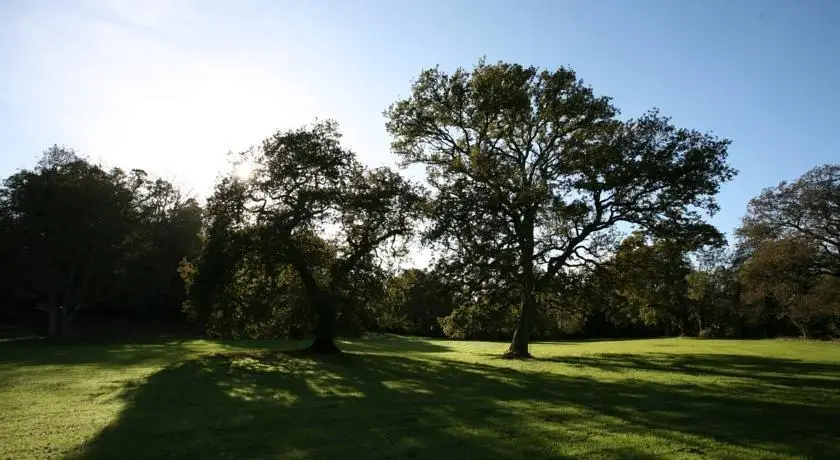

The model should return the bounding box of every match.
[698,327,716,339]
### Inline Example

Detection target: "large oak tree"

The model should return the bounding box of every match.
[214,121,424,352]
[386,60,735,357]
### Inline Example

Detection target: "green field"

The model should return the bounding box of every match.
[1,336,838,459]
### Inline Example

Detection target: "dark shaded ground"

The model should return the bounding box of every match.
[54,348,840,459]
[0,334,454,368]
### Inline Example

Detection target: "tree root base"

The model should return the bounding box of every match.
[306,338,342,354]
[502,348,533,359]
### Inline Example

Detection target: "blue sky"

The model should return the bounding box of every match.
[1,0,838,241]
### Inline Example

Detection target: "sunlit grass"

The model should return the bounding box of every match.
[1,336,838,459]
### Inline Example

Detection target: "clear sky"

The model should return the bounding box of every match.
[1,0,838,240]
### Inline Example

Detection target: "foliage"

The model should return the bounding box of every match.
[439,297,516,340]
[686,252,742,337]
[377,268,456,336]
[737,164,840,337]
[4,65,839,348]
[610,233,695,335]
[436,273,588,340]
[386,60,735,356]
[740,238,840,338]
[184,121,424,351]
[532,274,589,338]
[571,233,723,338]
[740,164,839,276]
[0,146,201,336]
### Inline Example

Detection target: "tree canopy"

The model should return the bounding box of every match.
[385,60,736,356]
[740,164,840,278]
[2,61,837,349]
[736,164,840,337]
[184,121,424,352]
[0,146,201,337]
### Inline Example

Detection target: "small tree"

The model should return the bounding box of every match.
[386,60,735,357]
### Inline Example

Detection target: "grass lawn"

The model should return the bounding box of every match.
[1,336,838,459]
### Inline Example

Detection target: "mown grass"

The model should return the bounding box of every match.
[1,336,838,459]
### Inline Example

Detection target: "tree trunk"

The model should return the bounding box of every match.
[306,293,341,354]
[291,256,342,354]
[47,308,58,338]
[58,306,71,338]
[505,290,537,358]
[505,211,536,359]
[308,336,341,353]
[795,320,811,339]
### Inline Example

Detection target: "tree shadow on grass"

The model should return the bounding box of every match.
[216,334,457,354]
[0,335,454,370]
[67,351,840,460]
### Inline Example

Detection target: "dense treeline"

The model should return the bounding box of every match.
[0,146,202,337]
[1,60,837,353]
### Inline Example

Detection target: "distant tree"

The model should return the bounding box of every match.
[608,233,709,336]
[532,273,589,339]
[574,266,632,337]
[180,176,254,336]
[378,269,455,336]
[386,60,735,357]
[112,169,203,317]
[740,238,840,338]
[0,146,202,337]
[0,147,136,335]
[438,296,516,340]
[687,247,741,337]
[197,121,424,352]
[736,164,840,338]
[436,269,587,340]
[740,164,840,278]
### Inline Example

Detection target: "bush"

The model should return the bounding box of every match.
[698,327,716,339]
